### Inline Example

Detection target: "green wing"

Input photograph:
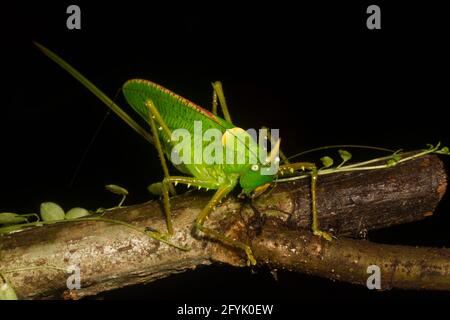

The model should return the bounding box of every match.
[123,80,237,178]
[122,79,234,135]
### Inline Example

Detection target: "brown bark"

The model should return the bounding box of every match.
[252,226,450,291]
[0,154,447,299]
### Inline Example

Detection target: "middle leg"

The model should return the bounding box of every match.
[211,81,233,124]
[153,176,218,235]
[194,183,257,266]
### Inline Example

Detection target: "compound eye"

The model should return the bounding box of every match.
[251,164,259,171]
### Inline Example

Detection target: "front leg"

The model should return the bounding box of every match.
[279,162,333,241]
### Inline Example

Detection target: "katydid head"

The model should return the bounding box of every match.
[239,138,281,198]
[239,165,275,198]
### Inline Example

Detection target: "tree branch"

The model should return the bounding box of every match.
[0,154,447,299]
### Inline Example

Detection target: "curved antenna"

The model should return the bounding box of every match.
[69,110,110,187]
[286,144,395,162]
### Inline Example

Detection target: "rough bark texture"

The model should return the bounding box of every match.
[252,226,450,291]
[0,154,447,299]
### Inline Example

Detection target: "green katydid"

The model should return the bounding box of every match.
[33,42,336,265]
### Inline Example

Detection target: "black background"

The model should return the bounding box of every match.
[1,0,449,304]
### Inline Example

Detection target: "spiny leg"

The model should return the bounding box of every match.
[211,85,218,116]
[153,176,219,235]
[145,99,176,197]
[195,184,257,266]
[279,162,332,241]
[212,81,233,124]
[154,176,256,264]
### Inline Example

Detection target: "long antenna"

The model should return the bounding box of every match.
[34,42,153,144]
[286,144,395,162]
[69,110,110,187]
